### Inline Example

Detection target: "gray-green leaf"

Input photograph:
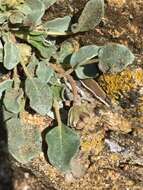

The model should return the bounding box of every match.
[25,78,53,115]
[36,60,54,83]
[57,41,75,64]
[43,16,71,34]
[98,43,135,73]
[70,45,100,67]
[42,0,57,9]
[4,42,20,70]
[19,0,45,27]
[6,117,42,163]
[46,124,80,172]
[70,45,100,79]
[28,36,56,58]
[0,80,13,98]
[72,0,104,33]
[4,88,23,114]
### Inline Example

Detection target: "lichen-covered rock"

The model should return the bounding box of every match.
[98,67,143,102]
[101,110,132,133]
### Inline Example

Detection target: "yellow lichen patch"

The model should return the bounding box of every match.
[109,153,121,161]
[98,68,143,102]
[81,129,105,155]
[107,0,126,7]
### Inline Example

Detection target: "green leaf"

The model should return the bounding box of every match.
[4,41,20,70]
[0,40,3,62]
[4,88,23,114]
[46,124,80,172]
[70,45,100,67]
[19,0,45,27]
[98,43,135,73]
[17,4,31,18]
[48,73,60,86]
[6,117,42,163]
[42,0,57,9]
[28,35,57,58]
[25,78,53,115]
[70,45,100,79]
[43,16,71,34]
[0,80,13,98]
[57,41,75,64]
[36,60,54,83]
[28,34,45,42]
[50,85,63,101]
[72,0,104,33]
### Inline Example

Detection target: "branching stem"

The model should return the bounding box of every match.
[50,63,79,104]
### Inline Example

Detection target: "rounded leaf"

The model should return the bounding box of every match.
[4,88,23,114]
[6,117,42,163]
[4,42,20,70]
[46,124,80,172]
[25,78,53,115]
[36,61,54,83]
[98,44,135,73]
[0,80,13,98]
[70,45,100,68]
[72,0,104,33]
[70,45,100,79]
[43,16,71,34]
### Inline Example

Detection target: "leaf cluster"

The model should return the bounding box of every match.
[0,0,135,173]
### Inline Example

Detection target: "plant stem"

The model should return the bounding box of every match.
[66,74,79,104]
[13,66,20,89]
[53,98,62,127]
[33,27,72,36]
[50,63,79,104]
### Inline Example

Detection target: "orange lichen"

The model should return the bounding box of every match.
[107,0,126,7]
[81,129,105,155]
[20,112,52,127]
[98,68,143,102]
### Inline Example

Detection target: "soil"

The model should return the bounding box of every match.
[0,0,143,190]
